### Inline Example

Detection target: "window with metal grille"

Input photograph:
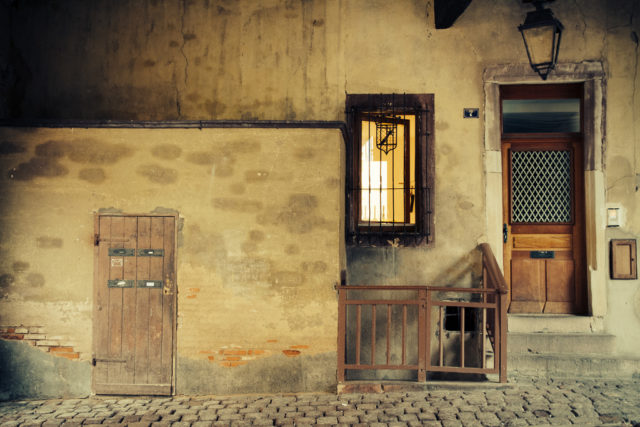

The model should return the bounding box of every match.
[346,94,434,247]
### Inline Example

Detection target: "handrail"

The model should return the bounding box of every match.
[479,243,509,383]
[339,285,498,293]
[479,243,509,294]
[337,243,509,386]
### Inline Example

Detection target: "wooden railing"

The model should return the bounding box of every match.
[337,243,509,383]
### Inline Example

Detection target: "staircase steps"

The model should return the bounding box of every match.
[507,315,640,379]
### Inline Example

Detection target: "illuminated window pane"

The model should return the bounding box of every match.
[359,116,415,225]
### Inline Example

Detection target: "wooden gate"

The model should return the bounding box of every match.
[93,214,176,395]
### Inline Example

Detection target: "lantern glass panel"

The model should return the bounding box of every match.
[523,25,556,66]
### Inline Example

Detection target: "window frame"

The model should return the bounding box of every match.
[345,94,435,247]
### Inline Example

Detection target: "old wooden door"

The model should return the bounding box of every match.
[93,215,176,395]
[501,84,586,314]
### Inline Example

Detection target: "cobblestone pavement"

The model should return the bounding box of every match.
[1,379,639,427]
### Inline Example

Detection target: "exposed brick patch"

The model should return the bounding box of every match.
[0,333,24,340]
[202,342,311,367]
[0,325,81,360]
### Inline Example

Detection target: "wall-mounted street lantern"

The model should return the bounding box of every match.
[519,0,564,80]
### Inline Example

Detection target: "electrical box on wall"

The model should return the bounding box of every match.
[610,239,637,280]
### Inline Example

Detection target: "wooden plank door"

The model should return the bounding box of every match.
[93,215,176,395]
[502,141,586,314]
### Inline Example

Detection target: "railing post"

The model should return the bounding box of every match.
[337,287,346,383]
[418,288,427,382]
[499,289,509,383]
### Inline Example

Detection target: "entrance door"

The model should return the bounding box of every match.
[93,215,176,395]
[501,84,586,314]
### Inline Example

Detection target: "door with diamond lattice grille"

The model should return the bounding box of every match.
[501,83,586,314]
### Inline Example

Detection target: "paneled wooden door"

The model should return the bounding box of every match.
[501,83,587,314]
[502,141,586,313]
[93,215,176,395]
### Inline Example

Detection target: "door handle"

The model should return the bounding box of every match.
[503,224,508,244]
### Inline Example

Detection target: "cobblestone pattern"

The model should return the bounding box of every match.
[1,379,639,426]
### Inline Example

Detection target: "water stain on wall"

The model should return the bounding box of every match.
[229,183,246,195]
[258,193,329,234]
[301,261,327,273]
[8,139,134,181]
[249,230,265,242]
[212,198,263,212]
[9,157,69,181]
[137,164,178,184]
[78,168,106,184]
[184,224,227,269]
[26,273,45,287]
[0,141,26,155]
[66,140,132,164]
[293,147,314,160]
[12,262,29,273]
[151,144,182,160]
[0,274,14,296]
[36,237,63,249]
[244,170,269,183]
[35,140,133,165]
[269,270,304,289]
[186,151,234,177]
[285,244,299,255]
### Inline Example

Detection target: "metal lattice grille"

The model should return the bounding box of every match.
[511,150,572,223]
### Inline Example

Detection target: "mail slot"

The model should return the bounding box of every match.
[138,249,164,257]
[108,248,135,257]
[137,280,163,288]
[108,279,135,288]
[530,250,555,259]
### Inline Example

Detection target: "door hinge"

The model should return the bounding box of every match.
[94,234,100,246]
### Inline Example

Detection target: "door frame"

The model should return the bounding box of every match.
[92,212,179,395]
[483,62,607,318]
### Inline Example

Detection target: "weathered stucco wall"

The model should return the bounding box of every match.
[0,127,343,397]
[0,0,639,395]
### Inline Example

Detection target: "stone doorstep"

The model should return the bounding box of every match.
[508,314,604,334]
[508,352,640,379]
[508,331,617,355]
[337,380,516,394]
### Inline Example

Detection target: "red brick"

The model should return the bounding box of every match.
[54,352,80,360]
[50,346,74,353]
[223,349,247,356]
[282,350,301,357]
[1,334,24,340]
[224,356,242,361]
[220,361,247,368]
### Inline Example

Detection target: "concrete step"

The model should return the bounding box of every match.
[508,352,640,379]
[508,314,604,333]
[508,332,617,355]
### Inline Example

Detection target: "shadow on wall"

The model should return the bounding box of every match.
[0,339,90,401]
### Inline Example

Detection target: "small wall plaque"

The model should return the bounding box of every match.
[610,239,637,279]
